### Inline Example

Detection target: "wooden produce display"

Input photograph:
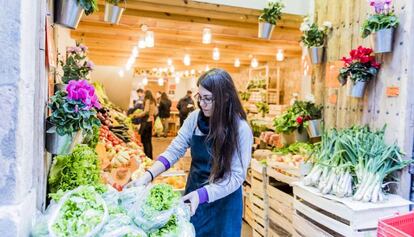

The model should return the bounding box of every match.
[250,159,269,237]
[292,183,411,237]
[267,158,311,186]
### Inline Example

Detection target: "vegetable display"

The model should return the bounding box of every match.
[48,144,101,194]
[303,126,412,202]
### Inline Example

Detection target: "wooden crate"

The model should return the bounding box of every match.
[293,183,411,237]
[267,182,294,236]
[250,158,269,237]
[267,159,311,186]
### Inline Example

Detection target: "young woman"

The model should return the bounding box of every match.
[127,69,253,236]
[158,92,172,137]
[134,90,157,159]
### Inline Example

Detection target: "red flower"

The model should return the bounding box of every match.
[296,116,304,124]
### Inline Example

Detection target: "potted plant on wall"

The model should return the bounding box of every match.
[104,0,126,25]
[300,17,332,64]
[46,80,101,155]
[361,0,399,53]
[258,1,284,40]
[55,0,98,29]
[338,46,381,98]
[57,43,94,90]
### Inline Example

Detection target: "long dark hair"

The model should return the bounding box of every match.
[144,90,156,104]
[160,92,169,101]
[197,68,247,182]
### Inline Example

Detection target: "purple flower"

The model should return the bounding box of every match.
[79,45,88,52]
[74,47,82,53]
[66,80,101,110]
[86,61,95,70]
[66,47,75,53]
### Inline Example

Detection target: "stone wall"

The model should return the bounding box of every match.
[0,0,47,236]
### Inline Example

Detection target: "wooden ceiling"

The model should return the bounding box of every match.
[71,0,303,73]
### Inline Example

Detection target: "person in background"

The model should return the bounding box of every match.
[133,90,157,159]
[127,88,145,125]
[177,90,195,127]
[126,69,253,237]
[156,91,162,105]
[158,92,172,137]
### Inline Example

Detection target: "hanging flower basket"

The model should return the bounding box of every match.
[104,2,125,25]
[281,132,295,146]
[45,120,84,155]
[294,129,309,142]
[371,28,394,53]
[258,22,275,40]
[348,80,368,98]
[54,0,84,29]
[308,46,324,64]
[258,1,284,40]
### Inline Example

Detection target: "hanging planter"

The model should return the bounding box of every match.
[306,119,322,138]
[104,0,126,25]
[300,18,332,64]
[258,1,284,40]
[294,129,309,142]
[307,46,324,65]
[361,0,399,53]
[370,28,394,53]
[45,120,84,154]
[54,0,84,29]
[54,0,98,29]
[338,46,381,99]
[281,132,295,146]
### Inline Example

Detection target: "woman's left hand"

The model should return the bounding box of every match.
[182,191,199,216]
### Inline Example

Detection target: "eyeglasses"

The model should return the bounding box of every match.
[195,93,214,105]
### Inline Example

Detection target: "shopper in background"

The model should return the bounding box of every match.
[177,90,195,127]
[133,90,157,159]
[158,92,172,137]
[127,88,145,124]
[126,69,253,237]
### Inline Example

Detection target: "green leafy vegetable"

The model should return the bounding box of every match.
[149,215,178,237]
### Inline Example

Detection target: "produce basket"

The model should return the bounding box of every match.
[378,211,414,237]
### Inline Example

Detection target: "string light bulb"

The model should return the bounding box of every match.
[183,54,191,66]
[276,49,284,61]
[212,47,220,61]
[251,58,258,68]
[202,28,212,44]
[234,58,240,68]
[145,31,154,48]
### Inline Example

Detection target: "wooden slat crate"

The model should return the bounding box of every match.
[267,180,294,237]
[250,158,269,237]
[267,159,311,186]
[293,183,411,237]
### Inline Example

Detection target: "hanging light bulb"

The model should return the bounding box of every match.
[191,69,196,75]
[276,49,284,61]
[175,74,180,84]
[145,31,154,48]
[118,70,124,77]
[142,76,148,85]
[169,65,175,73]
[183,54,191,66]
[138,37,146,49]
[132,46,139,58]
[202,28,212,44]
[184,70,190,77]
[205,65,210,72]
[251,58,258,68]
[167,58,173,66]
[212,47,220,61]
[234,58,240,68]
[158,78,165,86]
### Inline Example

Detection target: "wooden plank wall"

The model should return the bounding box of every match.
[314,0,414,198]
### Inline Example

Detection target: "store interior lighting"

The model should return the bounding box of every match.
[142,76,148,85]
[132,46,139,58]
[234,58,240,68]
[205,65,210,71]
[183,54,191,66]
[202,27,212,44]
[175,74,180,84]
[138,37,146,49]
[276,49,285,61]
[145,31,154,48]
[167,58,173,66]
[118,70,124,78]
[251,58,258,68]
[158,77,164,86]
[213,47,220,61]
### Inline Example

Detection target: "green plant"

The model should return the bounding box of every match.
[300,18,332,47]
[48,90,101,136]
[259,1,284,25]
[61,43,94,84]
[274,101,322,134]
[361,1,399,38]
[247,77,266,90]
[256,101,269,117]
[106,0,124,5]
[78,0,98,15]
[240,91,251,101]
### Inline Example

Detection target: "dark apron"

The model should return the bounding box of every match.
[185,128,243,237]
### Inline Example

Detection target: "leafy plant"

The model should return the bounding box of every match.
[300,17,332,47]
[48,80,101,136]
[239,91,251,101]
[48,145,101,194]
[61,43,94,84]
[259,1,284,25]
[247,77,266,90]
[274,101,322,134]
[256,101,269,117]
[338,46,381,84]
[78,0,98,15]
[361,0,399,38]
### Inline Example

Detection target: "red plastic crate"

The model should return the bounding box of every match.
[378,211,414,237]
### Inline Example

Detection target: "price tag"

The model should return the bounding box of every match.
[386,86,400,97]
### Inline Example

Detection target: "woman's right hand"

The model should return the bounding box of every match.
[124,171,152,188]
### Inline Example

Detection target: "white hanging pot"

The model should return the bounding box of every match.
[258,21,275,40]
[54,0,84,29]
[308,46,324,64]
[348,80,367,98]
[104,2,125,25]
[371,28,394,53]
[45,120,84,155]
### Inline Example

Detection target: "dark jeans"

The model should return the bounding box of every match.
[139,121,153,159]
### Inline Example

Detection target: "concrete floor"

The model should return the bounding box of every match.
[153,137,253,236]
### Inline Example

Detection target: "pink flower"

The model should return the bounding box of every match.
[86,61,94,70]
[66,80,101,110]
[74,47,82,53]
[79,45,88,52]
[66,47,75,53]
